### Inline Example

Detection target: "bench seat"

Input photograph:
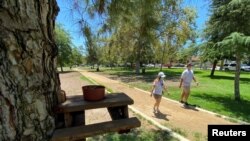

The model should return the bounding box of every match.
[51,117,141,141]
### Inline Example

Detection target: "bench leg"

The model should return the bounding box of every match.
[107,105,129,119]
[64,111,86,141]
[107,106,130,133]
[64,112,72,127]
[72,111,85,126]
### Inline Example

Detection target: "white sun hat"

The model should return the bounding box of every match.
[158,72,166,77]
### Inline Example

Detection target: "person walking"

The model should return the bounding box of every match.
[179,63,199,105]
[151,72,168,113]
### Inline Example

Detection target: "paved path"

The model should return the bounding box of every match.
[76,69,235,141]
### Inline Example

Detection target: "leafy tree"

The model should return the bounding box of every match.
[177,43,199,64]
[159,5,197,70]
[82,25,102,71]
[204,0,250,101]
[100,37,123,69]
[108,0,161,74]
[55,24,72,72]
[96,0,197,73]
[70,46,85,67]
[217,32,250,101]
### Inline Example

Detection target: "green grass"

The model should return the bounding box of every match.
[87,128,178,141]
[80,75,94,84]
[172,127,188,137]
[88,67,250,122]
[192,132,206,141]
[105,87,114,93]
[80,75,114,93]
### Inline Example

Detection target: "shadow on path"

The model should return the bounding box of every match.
[153,111,169,121]
[182,104,200,111]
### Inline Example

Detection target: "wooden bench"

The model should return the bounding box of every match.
[56,93,134,113]
[51,117,141,141]
[55,93,135,127]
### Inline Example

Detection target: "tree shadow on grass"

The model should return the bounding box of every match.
[203,75,250,83]
[87,70,105,72]
[104,70,183,84]
[192,93,250,122]
[58,71,76,74]
[98,68,206,85]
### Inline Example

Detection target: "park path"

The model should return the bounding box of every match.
[74,69,235,141]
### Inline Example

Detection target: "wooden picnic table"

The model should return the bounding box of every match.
[52,92,141,141]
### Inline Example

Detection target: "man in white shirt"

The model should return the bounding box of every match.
[179,63,199,105]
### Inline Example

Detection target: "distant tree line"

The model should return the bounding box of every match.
[55,24,85,72]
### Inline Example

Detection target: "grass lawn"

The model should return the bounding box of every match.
[86,67,250,123]
[87,129,177,141]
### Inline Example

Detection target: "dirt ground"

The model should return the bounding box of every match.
[59,70,235,141]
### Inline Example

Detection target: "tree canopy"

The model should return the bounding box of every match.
[72,0,197,73]
[55,24,72,71]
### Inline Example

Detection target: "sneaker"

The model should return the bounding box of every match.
[184,102,189,106]
[180,100,184,103]
[157,109,160,113]
[153,108,156,113]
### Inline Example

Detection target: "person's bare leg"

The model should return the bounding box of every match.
[184,88,190,103]
[156,97,162,112]
[153,96,158,112]
[180,89,185,102]
[154,101,157,112]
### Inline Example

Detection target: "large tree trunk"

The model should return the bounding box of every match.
[160,46,165,71]
[135,60,140,74]
[160,38,168,71]
[0,0,59,141]
[135,43,141,74]
[210,60,217,77]
[60,63,63,72]
[234,53,241,101]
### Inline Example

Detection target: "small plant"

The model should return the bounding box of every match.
[105,87,114,93]
[172,127,187,137]
[215,114,222,118]
[80,76,94,84]
[226,117,238,123]
[193,132,203,141]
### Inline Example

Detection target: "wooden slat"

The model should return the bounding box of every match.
[51,117,141,141]
[56,93,134,113]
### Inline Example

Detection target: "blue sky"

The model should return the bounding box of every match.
[56,0,210,47]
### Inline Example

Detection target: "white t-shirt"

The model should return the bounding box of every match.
[181,69,194,87]
[152,80,164,95]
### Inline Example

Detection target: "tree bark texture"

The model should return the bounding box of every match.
[234,53,241,101]
[135,40,142,74]
[210,60,217,77]
[0,0,59,140]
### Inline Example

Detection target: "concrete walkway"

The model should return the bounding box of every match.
[76,69,235,141]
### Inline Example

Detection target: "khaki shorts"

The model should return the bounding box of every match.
[183,86,190,93]
[153,94,162,100]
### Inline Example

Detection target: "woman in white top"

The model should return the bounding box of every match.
[151,72,168,113]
